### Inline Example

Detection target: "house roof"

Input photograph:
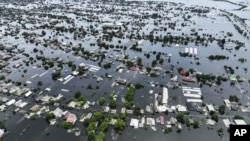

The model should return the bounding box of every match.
[180,69,187,75]
[53,107,64,118]
[234,119,247,125]
[230,75,237,81]
[186,102,199,111]
[129,66,138,71]
[66,113,77,124]
[130,118,139,128]
[0,129,4,137]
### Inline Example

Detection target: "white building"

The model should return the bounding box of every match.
[130,118,139,128]
[24,91,32,98]
[234,119,247,125]
[162,87,169,105]
[207,104,215,112]
[53,107,64,118]
[6,99,16,106]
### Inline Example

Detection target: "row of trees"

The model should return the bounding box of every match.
[176,112,200,128]
[85,111,126,141]
[124,85,136,109]
[208,55,228,60]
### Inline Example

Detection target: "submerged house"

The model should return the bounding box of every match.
[65,112,77,125]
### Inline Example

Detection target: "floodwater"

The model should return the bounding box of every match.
[1,0,250,141]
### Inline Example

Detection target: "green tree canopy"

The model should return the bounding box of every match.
[176,112,185,124]
[114,119,126,132]
[98,97,106,105]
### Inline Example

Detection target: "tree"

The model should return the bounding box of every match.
[217,128,224,136]
[0,122,6,130]
[229,95,239,102]
[109,92,115,100]
[159,58,164,64]
[47,61,54,68]
[61,121,73,129]
[124,100,133,109]
[109,100,116,109]
[45,112,54,122]
[100,119,109,132]
[92,112,104,122]
[121,113,127,121]
[137,57,142,66]
[134,83,144,89]
[211,114,219,122]
[42,30,46,36]
[95,132,105,141]
[74,91,82,99]
[176,112,185,124]
[68,61,73,67]
[151,60,157,67]
[98,97,106,105]
[37,81,43,86]
[0,75,5,80]
[86,122,96,140]
[134,105,141,116]
[193,120,200,128]
[87,84,93,89]
[78,95,86,102]
[114,119,125,132]
[218,105,226,115]
[186,118,191,127]
[234,115,244,120]
[126,60,134,67]
[146,67,151,73]
[52,71,61,80]
[33,48,38,52]
[164,127,172,134]
[30,114,37,120]
[125,86,135,102]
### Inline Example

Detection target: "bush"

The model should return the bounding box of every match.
[176,112,185,124]
[98,97,106,105]
[30,114,37,120]
[74,91,82,99]
[193,120,200,128]
[211,114,219,122]
[234,115,244,120]
[134,83,144,89]
[114,119,125,132]
[164,127,172,134]
[109,100,116,109]
[186,118,191,127]
[0,75,5,80]
[45,112,54,122]
[229,95,239,102]
[219,105,226,115]
[52,71,61,80]
[61,121,73,129]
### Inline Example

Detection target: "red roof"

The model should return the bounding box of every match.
[182,76,196,82]
[180,69,187,75]
[129,66,139,71]
[0,55,7,60]
[99,41,105,45]
[66,113,77,125]
[160,116,164,124]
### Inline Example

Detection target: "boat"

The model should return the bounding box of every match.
[182,76,196,82]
